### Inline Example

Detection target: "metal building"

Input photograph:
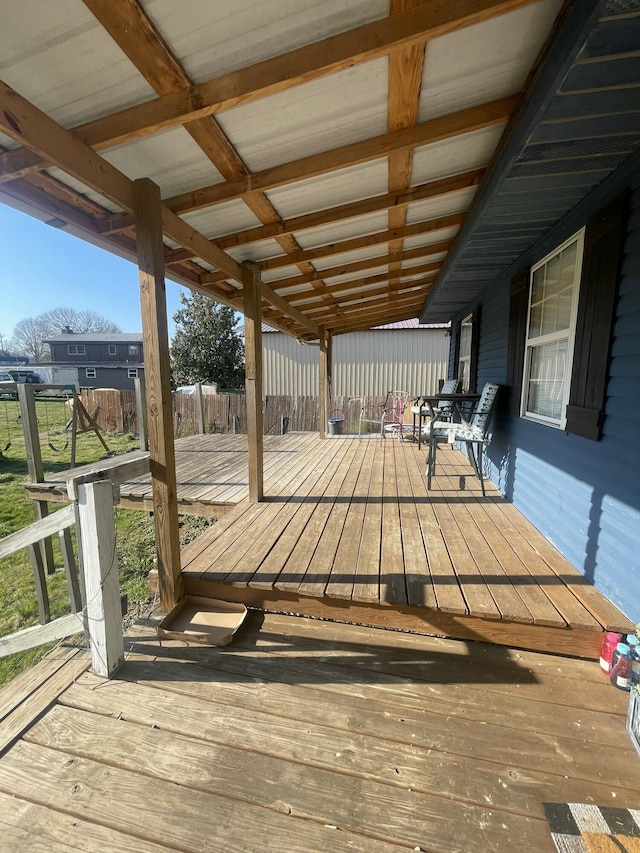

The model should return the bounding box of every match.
[261,319,449,397]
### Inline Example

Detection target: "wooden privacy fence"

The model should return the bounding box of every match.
[80,388,416,437]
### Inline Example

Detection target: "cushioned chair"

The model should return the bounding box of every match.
[359,391,409,441]
[425,382,500,496]
[411,378,460,449]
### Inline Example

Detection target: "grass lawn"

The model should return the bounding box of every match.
[0,397,212,686]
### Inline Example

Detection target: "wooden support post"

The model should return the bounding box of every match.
[134,376,149,451]
[318,327,327,439]
[77,480,124,678]
[17,384,55,575]
[59,526,82,614]
[194,382,205,435]
[242,262,264,502]
[134,178,183,610]
[327,330,333,417]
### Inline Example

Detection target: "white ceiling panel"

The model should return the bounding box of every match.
[312,244,390,270]
[403,228,460,252]
[411,125,505,186]
[261,265,303,284]
[182,200,262,239]
[293,211,389,251]
[418,1,563,122]
[102,127,223,197]
[265,160,388,220]
[44,167,124,214]
[227,238,284,263]
[144,0,389,84]
[216,60,388,173]
[0,0,154,128]
[404,187,477,226]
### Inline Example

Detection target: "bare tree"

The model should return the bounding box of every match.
[9,308,121,360]
[42,307,121,335]
[9,316,50,361]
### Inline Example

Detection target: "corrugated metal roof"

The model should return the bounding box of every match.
[0,0,601,338]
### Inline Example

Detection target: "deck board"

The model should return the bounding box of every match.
[181,434,632,656]
[2,613,639,853]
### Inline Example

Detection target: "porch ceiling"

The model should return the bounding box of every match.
[0,0,605,338]
[422,0,640,322]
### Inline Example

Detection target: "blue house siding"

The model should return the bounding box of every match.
[452,164,640,620]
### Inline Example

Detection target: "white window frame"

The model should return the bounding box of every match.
[108,344,117,355]
[68,344,85,355]
[128,368,138,379]
[457,312,473,392]
[85,368,96,379]
[521,229,585,429]
[128,344,139,357]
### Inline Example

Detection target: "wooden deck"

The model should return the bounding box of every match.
[179,434,632,658]
[25,431,316,516]
[1,613,639,852]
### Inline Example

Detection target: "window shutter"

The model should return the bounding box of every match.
[453,320,461,379]
[506,267,530,417]
[469,304,481,392]
[565,191,627,440]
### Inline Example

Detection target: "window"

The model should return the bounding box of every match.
[521,230,584,428]
[85,368,96,379]
[108,344,116,355]
[128,344,139,357]
[128,368,138,378]
[67,344,85,355]
[457,313,473,391]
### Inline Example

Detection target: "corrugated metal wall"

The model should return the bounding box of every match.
[457,163,640,621]
[262,329,449,396]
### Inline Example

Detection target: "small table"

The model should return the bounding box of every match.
[413,392,481,449]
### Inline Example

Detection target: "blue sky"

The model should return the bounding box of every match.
[1,204,189,348]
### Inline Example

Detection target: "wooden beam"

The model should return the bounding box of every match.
[243,264,264,502]
[300,279,434,315]
[0,0,535,182]
[134,178,183,611]
[160,206,242,283]
[276,260,441,299]
[258,282,320,338]
[163,97,515,216]
[312,292,427,325]
[165,169,483,260]
[387,0,427,293]
[325,298,426,331]
[257,215,463,272]
[318,330,328,440]
[0,79,134,211]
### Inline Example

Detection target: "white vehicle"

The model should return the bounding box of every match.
[29,365,80,395]
[0,372,17,399]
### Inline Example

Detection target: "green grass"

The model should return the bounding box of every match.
[0,398,213,686]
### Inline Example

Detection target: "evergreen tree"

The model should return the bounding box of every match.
[170,291,244,388]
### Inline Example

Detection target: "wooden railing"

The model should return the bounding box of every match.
[0,455,150,678]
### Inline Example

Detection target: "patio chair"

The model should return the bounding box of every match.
[425,382,500,496]
[358,391,409,441]
[411,378,460,448]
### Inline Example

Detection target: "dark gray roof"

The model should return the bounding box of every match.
[45,333,143,343]
[421,0,640,323]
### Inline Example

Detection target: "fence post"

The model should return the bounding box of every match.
[134,376,149,451]
[17,383,56,576]
[77,480,124,678]
[195,382,205,434]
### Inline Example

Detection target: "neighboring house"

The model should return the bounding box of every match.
[260,320,450,397]
[421,17,640,621]
[44,333,144,391]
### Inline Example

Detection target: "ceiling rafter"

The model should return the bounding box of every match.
[0,78,321,335]
[279,261,440,302]
[159,96,516,218]
[0,0,535,184]
[80,0,342,318]
[387,0,428,297]
[162,168,483,262]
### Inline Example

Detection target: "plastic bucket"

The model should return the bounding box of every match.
[327,417,343,436]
